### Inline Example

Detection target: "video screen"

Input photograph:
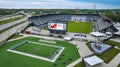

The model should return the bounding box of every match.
[48,23,66,30]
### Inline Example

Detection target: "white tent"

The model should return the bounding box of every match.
[90,32,105,37]
[105,32,112,35]
[84,55,103,66]
[64,36,72,41]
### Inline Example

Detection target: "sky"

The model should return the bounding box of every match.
[0,0,120,9]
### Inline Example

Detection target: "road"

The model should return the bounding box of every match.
[0,15,23,21]
[0,21,29,43]
[0,13,31,31]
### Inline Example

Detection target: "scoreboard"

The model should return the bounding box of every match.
[48,20,67,34]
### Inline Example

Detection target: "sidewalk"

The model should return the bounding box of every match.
[107,53,120,67]
[70,41,93,57]
[66,58,82,67]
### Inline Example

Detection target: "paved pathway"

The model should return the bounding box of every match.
[67,40,120,67]
[66,58,82,67]
[107,53,120,67]
[66,41,93,67]
[111,39,120,42]
[70,41,93,57]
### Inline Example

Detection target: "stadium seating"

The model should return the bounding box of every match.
[28,14,117,33]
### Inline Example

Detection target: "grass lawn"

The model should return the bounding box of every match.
[0,36,80,67]
[104,40,120,48]
[86,42,119,63]
[8,34,23,40]
[44,27,48,30]
[14,42,58,58]
[43,21,93,34]
[117,63,120,67]
[67,21,93,34]
[74,61,84,67]
[97,48,119,63]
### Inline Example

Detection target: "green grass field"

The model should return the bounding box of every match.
[14,42,58,58]
[0,37,80,67]
[86,42,119,63]
[44,21,93,34]
[8,34,23,40]
[67,21,93,34]
[97,48,119,63]
[104,40,120,48]
[117,63,120,67]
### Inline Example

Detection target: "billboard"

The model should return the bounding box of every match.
[48,23,66,30]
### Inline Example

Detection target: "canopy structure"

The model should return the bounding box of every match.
[90,32,105,37]
[84,55,103,66]
[64,36,72,41]
[105,32,112,35]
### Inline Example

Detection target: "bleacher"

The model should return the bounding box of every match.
[28,14,117,33]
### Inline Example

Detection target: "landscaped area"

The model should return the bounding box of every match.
[117,63,120,67]
[104,40,120,48]
[14,41,59,58]
[67,21,93,34]
[97,48,119,63]
[8,34,23,40]
[74,61,84,67]
[0,36,80,67]
[86,42,119,63]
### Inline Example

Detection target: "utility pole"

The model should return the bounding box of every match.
[75,7,78,14]
[93,3,96,14]
[93,3,97,32]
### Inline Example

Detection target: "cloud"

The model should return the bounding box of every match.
[0,0,120,9]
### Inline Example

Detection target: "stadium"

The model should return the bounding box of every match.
[0,11,120,67]
[28,14,118,34]
[0,0,120,65]
[0,10,120,67]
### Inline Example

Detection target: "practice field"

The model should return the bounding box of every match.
[0,37,80,67]
[67,21,93,34]
[14,42,58,58]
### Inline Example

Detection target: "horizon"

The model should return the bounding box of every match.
[0,0,120,9]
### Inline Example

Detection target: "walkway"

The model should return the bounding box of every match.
[71,41,93,57]
[66,58,82,67]
[66,41,93,67]
[107,53,120,67]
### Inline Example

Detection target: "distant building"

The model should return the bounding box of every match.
[112,11,116,16]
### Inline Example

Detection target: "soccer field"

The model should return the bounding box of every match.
[14,42,58,58]
[0,37,80,67]
[68,21,93,34]
[44,21,93,34]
